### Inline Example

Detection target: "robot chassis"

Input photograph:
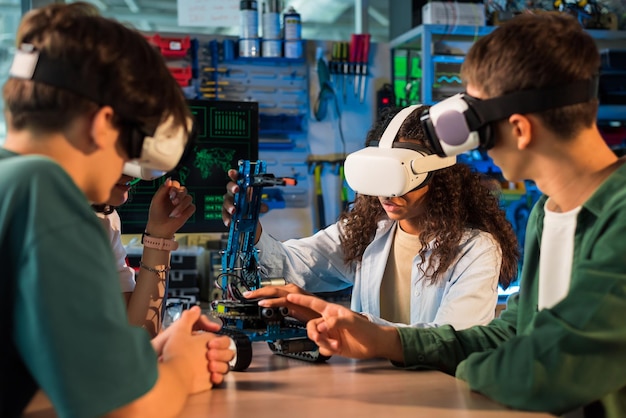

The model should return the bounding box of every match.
[211,160,329,371]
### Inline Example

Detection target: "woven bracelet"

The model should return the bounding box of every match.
[139,261,170,275]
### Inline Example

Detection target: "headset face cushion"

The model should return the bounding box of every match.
[433,109,472,147]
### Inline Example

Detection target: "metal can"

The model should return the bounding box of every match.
[283,6,301,40]
[262,12,281,39]
[239,38,260,57]
[262,39,283,57]
[284,40,303,59]
[239,0,258,39]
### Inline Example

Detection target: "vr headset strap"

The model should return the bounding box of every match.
[10,45,104,105]
[468,77,599,129]
[379,104,422,148]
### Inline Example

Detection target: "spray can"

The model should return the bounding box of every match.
[239,1,259,39]
[283,6,302,59]
[283,6,301,41]
[262,1,281,39]
[261,0,282,57]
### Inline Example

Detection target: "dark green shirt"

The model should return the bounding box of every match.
[396,161,626,417]
[0,149,157,418]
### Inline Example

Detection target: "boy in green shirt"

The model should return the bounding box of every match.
[286,12,626,418]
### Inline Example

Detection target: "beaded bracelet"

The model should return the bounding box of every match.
[139,261,170,275]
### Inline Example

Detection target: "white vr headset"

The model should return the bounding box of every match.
[122,164,167,181]
[10,44,190,180]
[420,78,600,157]
[122,115,192,180]
[344,105,456,197]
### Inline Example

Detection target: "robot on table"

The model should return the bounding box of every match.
[211,159,329,371]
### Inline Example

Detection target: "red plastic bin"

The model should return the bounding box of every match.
[146,34,190,58]
[169,66,192,87]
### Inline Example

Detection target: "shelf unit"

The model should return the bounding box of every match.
[390,24,626,119]
[390,24,495,105]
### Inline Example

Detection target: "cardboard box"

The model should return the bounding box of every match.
[422,2,486,27]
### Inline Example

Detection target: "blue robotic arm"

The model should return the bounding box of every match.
[213,160,328,371]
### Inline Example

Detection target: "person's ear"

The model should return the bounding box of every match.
[89,106,117,150]
[509,113,533,150]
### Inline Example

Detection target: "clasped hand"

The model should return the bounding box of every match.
[151,306,235,393]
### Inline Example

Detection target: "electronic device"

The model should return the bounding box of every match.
[9,44,190,173]
[420,77,599,157]
[117,99,259,234]
[211,159,328,371]
[344,105,456,197]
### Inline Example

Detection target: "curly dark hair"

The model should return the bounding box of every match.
[338,106,519,288]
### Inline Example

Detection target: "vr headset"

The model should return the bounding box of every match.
[420,77,599,157]
[344,105,456,197]
[9,44,191,179]
[121,114,194,180]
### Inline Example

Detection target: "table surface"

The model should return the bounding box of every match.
[25,342,552,418]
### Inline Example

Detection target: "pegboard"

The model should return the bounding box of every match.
[198,39,310,142]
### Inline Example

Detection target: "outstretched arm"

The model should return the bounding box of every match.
[286,294,403,362]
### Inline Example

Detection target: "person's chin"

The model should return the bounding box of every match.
[383,210,404,220]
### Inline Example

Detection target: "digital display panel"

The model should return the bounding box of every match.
[117,99,259,234]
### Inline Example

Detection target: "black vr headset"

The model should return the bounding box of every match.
[9,44,192,180]
[420,77,599,157]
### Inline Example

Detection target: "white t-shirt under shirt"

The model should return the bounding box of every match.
[380,226,422,323]
[538,198,581,311]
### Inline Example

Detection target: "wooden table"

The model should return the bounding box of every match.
[25,342,552,418]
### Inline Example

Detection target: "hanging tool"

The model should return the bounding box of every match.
[313,162,326,230]
[350,34,360,98]
[314,51,336,121]
[359,34,371,103]
[340,42,349,103]
[330,42,342,98]
[338,163,349,211]
[203,67,229,73]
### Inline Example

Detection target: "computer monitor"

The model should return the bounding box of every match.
[117,99,259,234]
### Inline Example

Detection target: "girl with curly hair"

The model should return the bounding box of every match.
[224,105,519,330]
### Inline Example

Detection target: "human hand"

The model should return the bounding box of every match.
[243,284,320,322]
[205,333,235,386]
[286,294,404,362]
[222,168,269,240]
[152,306,234,394]
[145,177,195,238]
[189,313,233,385]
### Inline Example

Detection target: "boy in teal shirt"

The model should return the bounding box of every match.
[1,3,233,417]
